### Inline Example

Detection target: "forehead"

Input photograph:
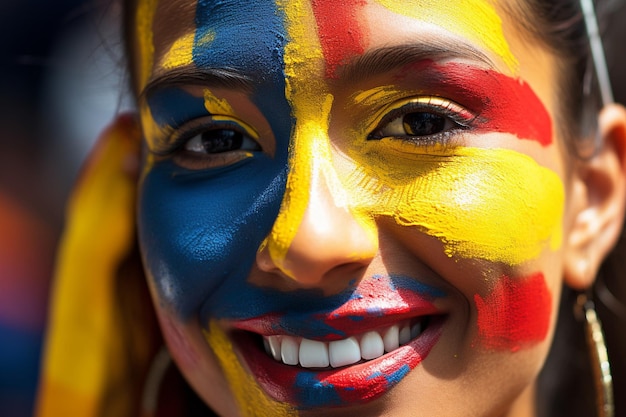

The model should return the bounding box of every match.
[137,0,522,88]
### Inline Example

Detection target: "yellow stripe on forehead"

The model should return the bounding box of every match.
[136,0,159,89]
[160,31,216,70]
[374,0,519,72]
[264,0,335,275]
[345,145,563,265]
[161,33,195,70]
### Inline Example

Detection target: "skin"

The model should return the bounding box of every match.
[129,0,626,416]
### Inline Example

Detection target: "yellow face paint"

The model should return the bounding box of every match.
[161,31,215,70]
[203,89,261,142]
[343,144,563,265]
[265,0,375,275]
[204,89,235,115]
[161,33,195,70]
[374,0,518,72]
[135,0,159,89]
[204,321,296,417]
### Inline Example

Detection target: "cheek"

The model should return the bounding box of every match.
[474,273,553,352]
[345,146,565,266]
[137,157,286,319]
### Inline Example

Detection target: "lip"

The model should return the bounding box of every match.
[232,315,443,409]
[231,274,445,340]
[222,275,446,408]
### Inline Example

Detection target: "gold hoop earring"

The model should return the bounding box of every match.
[576,293,614,417]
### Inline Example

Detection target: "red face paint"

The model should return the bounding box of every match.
[474,273,552,352]
[311,0,367,78]
[396,61,553,146]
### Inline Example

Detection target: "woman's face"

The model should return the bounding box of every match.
[135,0,574,415]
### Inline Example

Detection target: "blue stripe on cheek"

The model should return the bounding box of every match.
[138,1,296,321]
[138,157,287,319]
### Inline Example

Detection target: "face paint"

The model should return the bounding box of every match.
[204,89,234,115]
[205,321,297,417]
[340,61,559,265]
[342,146,563,265]
[139,0,292,315]
[137,0,565,414]
[386,61,552,146]
[264,0,372,276]
[373,0,518,72]
[207,275,446,408]
[229,275,445,337]
[310,0,368,78]
[135,0,158,90]
[240,320,441,408]
[161,33,196,70]
[474,273,552,351]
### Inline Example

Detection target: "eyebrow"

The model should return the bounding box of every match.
[337,40,496,83]
[139,39,495,101]
[139,66,254,102]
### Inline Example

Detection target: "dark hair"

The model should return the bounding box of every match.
[121,0,626,416]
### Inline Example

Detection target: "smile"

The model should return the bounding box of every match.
[220,275,447,408]
[262,317,428,369]
[231,315,443,409]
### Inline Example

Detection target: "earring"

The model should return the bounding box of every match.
[141,347,172,416]
[575,293,614,417]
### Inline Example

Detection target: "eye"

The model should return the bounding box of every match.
[368,97,475,144]
[170,119,263,170]
[184,128,261,154]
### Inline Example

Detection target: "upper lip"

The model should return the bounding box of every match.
[228,277,445,341]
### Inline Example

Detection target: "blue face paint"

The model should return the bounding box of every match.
[147,88,208,129]
[294,372,344,408]
[193,1,286,84]
[212,275,445,340]
[139,0,292,319]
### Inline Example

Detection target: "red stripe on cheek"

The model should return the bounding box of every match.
[474,272,552,352]
[398,61,553,146]
[311,0,367,79]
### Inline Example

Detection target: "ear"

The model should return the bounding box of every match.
[564,103,626,290]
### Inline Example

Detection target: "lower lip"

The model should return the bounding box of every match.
[234,316,444,409]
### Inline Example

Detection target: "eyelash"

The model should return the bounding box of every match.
[367,97,475,147]
[160,118,262,170]
[154,96,473,169]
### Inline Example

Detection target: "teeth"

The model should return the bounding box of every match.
[329,337,361,368]
[281,336,299,366]
[383,324,399,352]
[399,325,411,345]
[360,331,384,360]
[299,339,329,368]
[268,335,281,361]
[411,322,422,339]
[263,319,425,369]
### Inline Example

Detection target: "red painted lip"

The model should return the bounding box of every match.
[231,316,444,408]
[220,275,447,407]
[230,280,443,341]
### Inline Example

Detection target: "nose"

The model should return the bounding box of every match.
[257,162,378,287]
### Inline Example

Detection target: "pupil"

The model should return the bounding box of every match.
[403,112,445,136]
[201,130,243,153]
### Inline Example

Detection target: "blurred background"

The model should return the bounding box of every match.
[0,1,624,417]
[0,1,132,416]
